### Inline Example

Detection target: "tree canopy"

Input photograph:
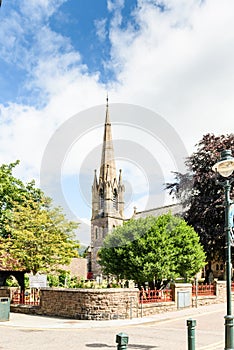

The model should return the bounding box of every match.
[166,133,234,261]
[99,213,206,287]
[0,161,79,274]
[0,161,43,238]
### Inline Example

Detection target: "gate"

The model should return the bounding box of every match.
[11,288,40,306]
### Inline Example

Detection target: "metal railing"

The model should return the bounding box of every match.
[192,283,215,296]
[139,288,173,303]
[11,288,40,306]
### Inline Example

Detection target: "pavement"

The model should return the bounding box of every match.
[0,303,227,350]
[0,302,226,329]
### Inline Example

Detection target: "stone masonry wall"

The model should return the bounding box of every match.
[138,301,176,317]
[191,280,234,307]
[39,288,139,320]
[39,287,178,319]
[0,287,10,298]
[8,281,234,320]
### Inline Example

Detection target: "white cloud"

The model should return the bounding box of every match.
[109,0,234,150]
[94,18,107,42]
[1,0,234,241]
[107,0,125,13]
[19,0,67,22]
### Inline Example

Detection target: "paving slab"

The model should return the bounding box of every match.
[0,302,226,329]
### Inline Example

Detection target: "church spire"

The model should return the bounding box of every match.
[99,96,116,182]
[90,97,125,278]
[92,169,98,189]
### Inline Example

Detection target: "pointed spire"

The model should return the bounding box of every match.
[106,164,109,181]
[118,169,122,184]
[92,169,98,190]
[99,96,116,182]
[105,93,111,125]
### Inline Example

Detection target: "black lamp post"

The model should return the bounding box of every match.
[212,149,234,350]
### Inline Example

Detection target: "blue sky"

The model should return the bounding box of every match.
[1,0,234,244]
[0,0,139,105]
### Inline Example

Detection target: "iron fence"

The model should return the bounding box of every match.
[11,288,40,306]
[139,288,173,303]
[192,283,215,296]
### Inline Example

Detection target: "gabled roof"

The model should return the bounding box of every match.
[132,203,183,219]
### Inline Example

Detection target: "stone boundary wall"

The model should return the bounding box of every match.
[1,280,232,320]
[138,301,176,317]
[39,288,139,320]
[192,280,234,307]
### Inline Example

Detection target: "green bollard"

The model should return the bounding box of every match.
[187,319,196,350]
[116,332,129,350]
[224,315,234,350]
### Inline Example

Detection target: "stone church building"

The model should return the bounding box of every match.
[88,100,227,281]
[89,98,182,278]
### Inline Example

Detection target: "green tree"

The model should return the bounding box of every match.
[166,133,234,261]
[99,213,205,287]
[0,161,79,274]
[0,161,44,238]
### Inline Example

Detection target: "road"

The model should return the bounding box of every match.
[0,303,226,350]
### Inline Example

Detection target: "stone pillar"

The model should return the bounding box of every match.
[171,283,192,309]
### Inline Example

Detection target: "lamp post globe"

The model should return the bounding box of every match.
[212,150,234,177]
[212,149,234,350]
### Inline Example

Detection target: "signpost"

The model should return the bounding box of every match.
[29,274,47,289]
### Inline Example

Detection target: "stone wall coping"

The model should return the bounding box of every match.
[139,302,175,308]
[172,283,192,288]
[216,280,226,285]
[40,287,139,294]
[192,296,216,300]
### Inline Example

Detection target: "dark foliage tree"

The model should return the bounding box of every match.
[166,133,234,261]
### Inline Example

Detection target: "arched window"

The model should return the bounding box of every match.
[95,227,98,240]
[220,264,224,271]
[99,189,104,209]
[216,264,219,271]
[113,189,118,210]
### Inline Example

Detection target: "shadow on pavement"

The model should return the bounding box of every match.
[86,344,158,349]
[128,345,158,349]
[85,344,114,348]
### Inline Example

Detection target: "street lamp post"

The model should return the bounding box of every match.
[212,149,234,350]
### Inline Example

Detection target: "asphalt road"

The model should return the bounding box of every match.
[0,303,227,350]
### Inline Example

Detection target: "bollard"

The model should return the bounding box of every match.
[224,315,234,350]
[116,332,129,350]
[187,319,196,350]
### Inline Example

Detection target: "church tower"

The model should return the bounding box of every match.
[90,98,125,277]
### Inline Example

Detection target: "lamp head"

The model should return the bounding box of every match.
[212,150,234,177]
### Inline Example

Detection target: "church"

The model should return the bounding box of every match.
[89,98,182,278]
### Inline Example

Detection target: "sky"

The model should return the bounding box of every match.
[0,0,234,245]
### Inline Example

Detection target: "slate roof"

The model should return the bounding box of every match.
[132,203,184,219]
